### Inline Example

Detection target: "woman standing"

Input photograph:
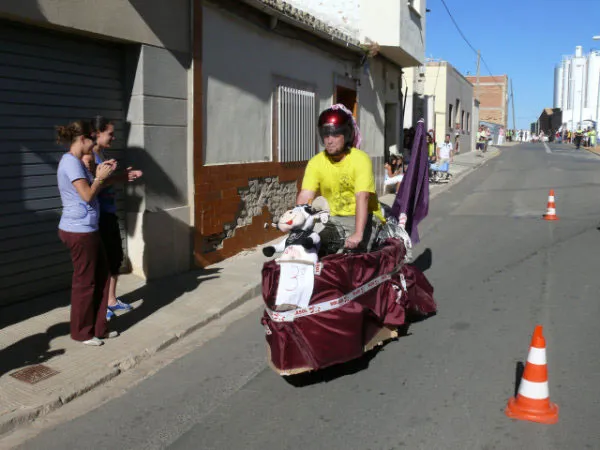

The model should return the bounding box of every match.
[56,120,118,346]
[90,116,143,320]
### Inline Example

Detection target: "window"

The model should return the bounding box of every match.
[467,112,471,132]
[461,110,465,131]
[448,104,453,128]
[455,99,461,129]
[276,85,317,162]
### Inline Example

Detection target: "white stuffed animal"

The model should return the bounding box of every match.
[263,204,329,311]
[262,204,329,263]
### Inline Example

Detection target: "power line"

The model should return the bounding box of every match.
[438,0,503,84]
[438,0,513,125]
[438,0,477,55]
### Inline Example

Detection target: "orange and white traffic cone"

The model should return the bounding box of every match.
[543,190,559,221]
[505,325,559,424]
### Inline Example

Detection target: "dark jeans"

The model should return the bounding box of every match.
[59,230,110,341]
[99,212,124,275]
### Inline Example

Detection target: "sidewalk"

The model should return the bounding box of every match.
[0,246,271,436]
[380,146,501,206]
[0,146,501,437]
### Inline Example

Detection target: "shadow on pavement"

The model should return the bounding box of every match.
[409,248,432,272]
[111,267,222,334]
[0,267,222,377]
[284,324,416,388]
[283,345,388,388]
[0,322,69,378]
[514,361,525,397]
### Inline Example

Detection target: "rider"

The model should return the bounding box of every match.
[296,105,384,252]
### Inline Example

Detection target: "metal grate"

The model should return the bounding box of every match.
[10,364,59,385]
[277,86,316,162]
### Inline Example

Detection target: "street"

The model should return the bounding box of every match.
[12,142,600,450]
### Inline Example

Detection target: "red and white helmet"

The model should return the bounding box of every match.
[318,107,355,147]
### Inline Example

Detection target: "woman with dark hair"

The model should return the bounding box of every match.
[89,116,143,320]
[384,154,404,193]
[56,120,118,346]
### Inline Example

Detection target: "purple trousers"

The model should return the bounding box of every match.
[59,230,110,341]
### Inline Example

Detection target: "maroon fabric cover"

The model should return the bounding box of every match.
[261,239,437,372]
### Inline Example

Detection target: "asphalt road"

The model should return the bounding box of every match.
[14,142,600,450]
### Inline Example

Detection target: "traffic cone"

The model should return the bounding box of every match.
[505,325,559,424]
[543,190,559,221]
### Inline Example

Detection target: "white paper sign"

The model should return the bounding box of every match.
[275,262,315,309]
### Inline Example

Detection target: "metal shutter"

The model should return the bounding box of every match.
[0,21,127,307]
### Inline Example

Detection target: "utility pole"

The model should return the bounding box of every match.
[475,50,481,102]
[511,79,516,131]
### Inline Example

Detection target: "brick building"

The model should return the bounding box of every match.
[465,75,509,129]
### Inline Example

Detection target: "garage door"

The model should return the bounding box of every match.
[0,21,127,307]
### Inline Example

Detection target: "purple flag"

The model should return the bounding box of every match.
[390,119,429,244]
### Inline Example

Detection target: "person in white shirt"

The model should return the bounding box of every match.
[437,134,454,164]
[476,126,487,152]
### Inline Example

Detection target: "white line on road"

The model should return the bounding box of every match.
[543,142,552,154]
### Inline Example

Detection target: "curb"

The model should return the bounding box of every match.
[583,147,600,158]
[379,149,502,206]
[429,148,501,201]
[0,282,262,437]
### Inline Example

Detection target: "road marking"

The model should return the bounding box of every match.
[543,142,552,154]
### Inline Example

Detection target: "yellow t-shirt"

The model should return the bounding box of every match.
[301,148,384,222]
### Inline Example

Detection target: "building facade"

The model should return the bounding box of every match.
[402,65,430,131]
[0,1,192,306]
[465,74,509,129]
[421,61,475,153]
[194,0,427,266]
[554,46,600,131]
[1,0,427,305]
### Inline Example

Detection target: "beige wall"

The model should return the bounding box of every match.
[445,64,474,153]
[360,0,425,67]
[203,5,398,191]
[0,0,190,52]
[424,63,448,143]
[424,62,475,152]
[203,5,349,165]
[203,5,396,161]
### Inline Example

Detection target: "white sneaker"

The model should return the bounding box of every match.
[83,337,104,346]
[101,331,119,339]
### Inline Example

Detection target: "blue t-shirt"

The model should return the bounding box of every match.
[57,153,99,233]
[94,153,117,214]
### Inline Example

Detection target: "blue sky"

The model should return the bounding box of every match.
[425,0,600,129]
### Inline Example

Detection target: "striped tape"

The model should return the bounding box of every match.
[265,265,404,323]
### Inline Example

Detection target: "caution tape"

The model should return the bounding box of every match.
[265,265,405,323]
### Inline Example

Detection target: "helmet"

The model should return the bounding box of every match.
[318,108,355,147]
